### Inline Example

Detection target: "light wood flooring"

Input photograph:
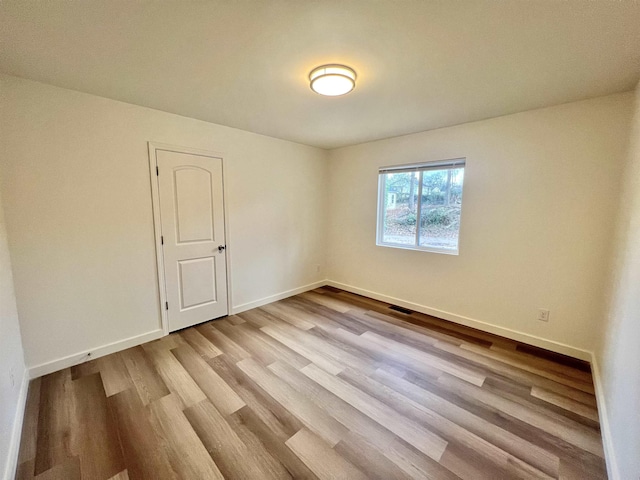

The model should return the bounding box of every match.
[15,287,607,479]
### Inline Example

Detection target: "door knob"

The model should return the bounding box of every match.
[218,245,226,252]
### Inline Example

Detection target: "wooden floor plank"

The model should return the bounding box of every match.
[148,394,225,480]
[33,456,81,480]
[171,343,245,415]
[487,344,593,382]
[298,291,353,313]
[392,307,515,349]
[142,345,206,409]
[70,359,100,381]
[530,386,599,422]
[20,287,608,480]
[260,302,317,330]
[184,399,289,480]
[207,355,304,438]
[196,323,251,363]
[71,373,125,479]
[372,366,560,477]
[365,309,493,348]
[339,367,554,479]
[481,375,599,429]
[236,308,280,329]
[558,457,609,480]
[119,346,170,406]
[300,363,448,461]
[461,343,594,393]
[333,431,412,480]
[145,333,188,351]
[268,360,457,480]
[403,369,607,474]
[438,442,505,480]
[180,327,223,359]
[215,319,281,366]
[283,297,368,335]
[330,326,446,379]
[361,331,486,386]
[261,325,346,375]
[237,357,348,446]
[228,406,319,480]
[107,471,129,480]
[97,354,135,397]
[435,340,596,397]
[223,409,297,479]
[346,309,443,349]
[216,317,311,370]
[438,373,604,457]
[17,378,41,466]
[108,388,177,480]
[285,429,369,480]
[15,459,35,480]
[304,326,378,374]
[34,370,75,475]
[226,314,246,325]
[238,323,312,369]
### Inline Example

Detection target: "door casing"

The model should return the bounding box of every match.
[148,142,233,335]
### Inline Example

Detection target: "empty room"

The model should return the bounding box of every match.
[1,1,639,479]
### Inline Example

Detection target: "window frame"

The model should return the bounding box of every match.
[376,158,466,255]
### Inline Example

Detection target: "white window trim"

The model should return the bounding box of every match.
[376,158,466,255]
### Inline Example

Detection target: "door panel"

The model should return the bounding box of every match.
[173,168,215,243]
[156,149,228,331]
[178,257,217,309]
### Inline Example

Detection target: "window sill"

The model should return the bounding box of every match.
[376,241,459,256]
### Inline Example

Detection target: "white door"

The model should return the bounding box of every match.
[155,148,228,332]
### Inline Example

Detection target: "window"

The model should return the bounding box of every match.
[377,158,466,254]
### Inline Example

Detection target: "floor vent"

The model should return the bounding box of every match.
[389,305,413,314]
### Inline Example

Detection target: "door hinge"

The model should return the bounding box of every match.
[161,235,164,245]
[156,166,159,176]
[165,301,169,310]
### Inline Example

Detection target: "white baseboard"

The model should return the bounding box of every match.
[27,281,326,378]
[326,280,592,361]
[231,280,327,315]
[590,353,619,480]
[28,329,165,379]
[3,368,29,480]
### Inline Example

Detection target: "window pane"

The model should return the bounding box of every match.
[382,172,419,245]
[419,167,464,250]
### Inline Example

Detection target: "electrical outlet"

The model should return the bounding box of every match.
[537,309,550,322]
[315,264,321,273]
[9,368,15,388]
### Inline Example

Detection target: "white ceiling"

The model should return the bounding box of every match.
[1,1,639,149]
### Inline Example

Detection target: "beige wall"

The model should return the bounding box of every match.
[0,173,26,480]
[327,93,634,357]
[0,75,328,371]
[597,83,640,480]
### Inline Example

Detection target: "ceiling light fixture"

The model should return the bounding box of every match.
[309,64,357,96]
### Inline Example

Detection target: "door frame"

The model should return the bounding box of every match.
[147,141,233,335]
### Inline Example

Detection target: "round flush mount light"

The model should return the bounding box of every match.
[309,64,357,96]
